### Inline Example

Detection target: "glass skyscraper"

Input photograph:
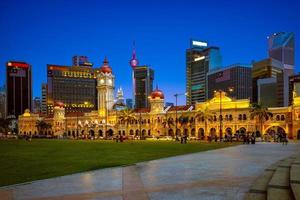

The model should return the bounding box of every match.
[186,39,222,105]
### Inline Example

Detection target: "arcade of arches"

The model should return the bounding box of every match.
[18,91,300,140]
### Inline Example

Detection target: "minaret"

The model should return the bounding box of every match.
[97,57,115,117]
[129,42,139,108]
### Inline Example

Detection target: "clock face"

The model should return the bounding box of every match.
[108,79,112,85]
[100,79,104,84]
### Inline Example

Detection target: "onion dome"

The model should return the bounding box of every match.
[54,101,64,108]
[100,57,112,73]
[151,86,164,99]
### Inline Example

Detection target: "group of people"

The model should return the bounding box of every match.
[243,133,256,144]
[180,133,188,144]
[278,132,288,145]
[115,134,124,142]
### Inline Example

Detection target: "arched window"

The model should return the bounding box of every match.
[276,115,280,121]
[213,115,217,121]
[243,114,247,120]
[229,115,233,121]
[238,114,242,120]
[281,115,285,121]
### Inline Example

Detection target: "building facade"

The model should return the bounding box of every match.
[6,61,32,118]
[134,66,154,109]
[186,39,222,105]
[0,85,6,119]
[268,32,295,106]
[207,64,252,100]
[33,97,41,114]
[41,83,47,115]
[252,58,284,107]
[46,60,98,114]
[19,86,300,140]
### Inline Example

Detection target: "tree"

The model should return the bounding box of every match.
[118,109,136,136]
[178,115,189,136]
[36,120,52,135]
[249,103,273,136]
[195,107,214,139]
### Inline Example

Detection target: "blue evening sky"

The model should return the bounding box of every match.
[1,0,299,105]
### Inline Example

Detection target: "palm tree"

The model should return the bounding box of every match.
[195,107,214,139]
[118,109,136,136]
[249,103,273,136]
[178,115,189,136]
[36,119,51,135]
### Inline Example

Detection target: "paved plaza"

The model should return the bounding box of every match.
[1,143,300,200]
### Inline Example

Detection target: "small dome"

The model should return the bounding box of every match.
[151,87,164,99]
[100,57,112,73]
[54,101,64,108]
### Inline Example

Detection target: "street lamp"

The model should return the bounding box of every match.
[214,90,223,140]
[174,92,187,141]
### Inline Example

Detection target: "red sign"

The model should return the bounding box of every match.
[7,62,29,68]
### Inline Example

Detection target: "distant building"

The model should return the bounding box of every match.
[41,83,47,115]
[252,58,284,107]
[165,102,174,107]
[289,74,300,105]
[47,58,98,114]
[134,66,154,109]
[6,61,32,118]
[72,56,93,67]
[207,64,252,100]
[268,32,295,106]
[186,39,222,104]
[0,85,6,118]
[126,98,133,109]
[33,97,41,113]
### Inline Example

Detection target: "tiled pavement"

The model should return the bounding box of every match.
[1,143,300,200]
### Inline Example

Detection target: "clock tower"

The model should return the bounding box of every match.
[149,86,165,114]
[97,57,115,117]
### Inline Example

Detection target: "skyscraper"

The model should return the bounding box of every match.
[186,39,222,105]
[207,64,252,100]
[47,58,98,114]
[41,83,47,115]
[268,32,295,106]
[72,56,93,67]
[33,97,41,113]
[0,85,6,119]
[126,98,133,109]
[134,66,154,109]
[6,61,32,118]
[252,58,284,107]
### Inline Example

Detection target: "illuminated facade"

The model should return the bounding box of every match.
[6,61,32,118]
[186,39,222,104]
[19,87,300,140]
[46,62,98,114]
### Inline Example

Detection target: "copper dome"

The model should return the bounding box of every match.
[151,87,164,99]
[100,57,112,73]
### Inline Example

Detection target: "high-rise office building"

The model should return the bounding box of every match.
[289,74,300,105]
[33,97,41,113]
[252,58,284,107]
[6,61,32,118]
[186,39,222,105]
[47,59,98,114]
[41,83,47,115]
[72,56,93,67]
[134,66,154,109]
[0,85,6,119]
[207,64,252,100]
[268,32,295,106]
[126,98,133,109]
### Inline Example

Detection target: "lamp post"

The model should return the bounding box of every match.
[174,92,187,141]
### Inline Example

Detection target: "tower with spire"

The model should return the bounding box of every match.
[129,42,139,108]
[97,57,115,117]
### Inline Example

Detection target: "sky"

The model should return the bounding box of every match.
[1,0,300,105]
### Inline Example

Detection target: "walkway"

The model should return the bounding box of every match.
[1,143,300,200]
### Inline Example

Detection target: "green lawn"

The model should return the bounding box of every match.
[0,139,238,186]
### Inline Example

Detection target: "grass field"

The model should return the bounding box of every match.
[0,139,238,186]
